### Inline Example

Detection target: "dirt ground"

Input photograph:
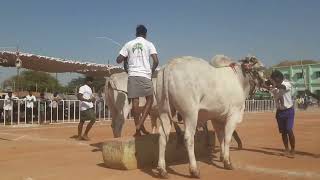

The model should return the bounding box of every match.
[0,111,319,180]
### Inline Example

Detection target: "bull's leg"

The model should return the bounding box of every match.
[216,128,225,162]
[184,113,200,178]
[223,113,241,170]
[150,114,157,134]
[211,120,225,162]
[173,121,184,148]
[157,113,172,179]
[232,130,243,150]
[111,112,125,138]
[202,122,211,147]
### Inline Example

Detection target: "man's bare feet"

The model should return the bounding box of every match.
[284,149,292,158]
[289,150,295,158]
[140,126,150,135]
[76,135,83,141]
[82,135,90,141]
[134,129,142,137]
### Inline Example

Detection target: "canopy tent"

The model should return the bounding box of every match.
[0,51,124,77]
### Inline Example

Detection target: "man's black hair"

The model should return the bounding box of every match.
[271,70,284,81]
[85,76,94,82]
[136,24,147,37]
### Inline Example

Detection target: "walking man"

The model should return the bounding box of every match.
[77,76,96,141]
[116,25,159,136]
[269,70,296,158]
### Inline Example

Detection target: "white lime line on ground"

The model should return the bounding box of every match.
[0,132,90,146]
[237,164,320,179]
[0,122,112,132]
[13,135,26,141]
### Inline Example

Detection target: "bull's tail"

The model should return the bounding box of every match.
[104,77,116,118]
[156,64,174,120]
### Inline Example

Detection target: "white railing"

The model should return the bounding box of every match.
[0,99,111,126]
[245,99,276,112]
[0,99,276,126]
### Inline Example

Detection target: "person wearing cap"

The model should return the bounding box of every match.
[76,76,96,141]
[116,24,159,136]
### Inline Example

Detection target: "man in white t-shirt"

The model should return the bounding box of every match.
[24,90,37,123]
[116,25,159,136]
[3,89,18,123]
[50,92,60,122]
[76,76,96,141]
[269,70,295,158]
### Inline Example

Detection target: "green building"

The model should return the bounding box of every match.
[272,63,320,97]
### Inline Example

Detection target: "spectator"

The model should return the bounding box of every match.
[305,89,319,101]
[3,88,18,124]
[0,94,5,121]
[39,92,47,124]
[296,95,304,109]
[50,92,60,122]
[303,94,309,110]
[95,91,104,118]
[24,90,37,123]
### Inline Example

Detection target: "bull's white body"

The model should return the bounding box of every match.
[156,56,257,177]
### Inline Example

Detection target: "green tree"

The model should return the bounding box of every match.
[6,70,64,92]
[65,76,105,93]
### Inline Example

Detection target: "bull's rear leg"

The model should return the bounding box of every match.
[150,114,157,134]
[223,113,241,170]
[233,130,243,150]
[184,113,200,178]
[211,120,225,162]
[157,113,172,179]
[202,122,212,147]
[173,122,184,148]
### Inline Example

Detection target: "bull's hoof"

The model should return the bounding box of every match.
[157,167,169,179]
[223,161,234,170]
[190,168,200,178]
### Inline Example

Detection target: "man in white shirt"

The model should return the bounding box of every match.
[50,92,60,122]
[24,90,37,123]
[77,76,96,141]
[3,89,18,123]
[116,25,159,136]
[269,70,295,158]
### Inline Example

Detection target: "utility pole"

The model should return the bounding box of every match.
[55,73,58,91]
[15,46,22,97]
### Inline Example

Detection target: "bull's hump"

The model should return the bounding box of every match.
[209,55,235,68]
[168,56,208,65]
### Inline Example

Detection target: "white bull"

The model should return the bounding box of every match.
[105,72,158,137]
[156,55,265,178]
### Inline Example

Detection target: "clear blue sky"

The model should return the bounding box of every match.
[0,0,319,84]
